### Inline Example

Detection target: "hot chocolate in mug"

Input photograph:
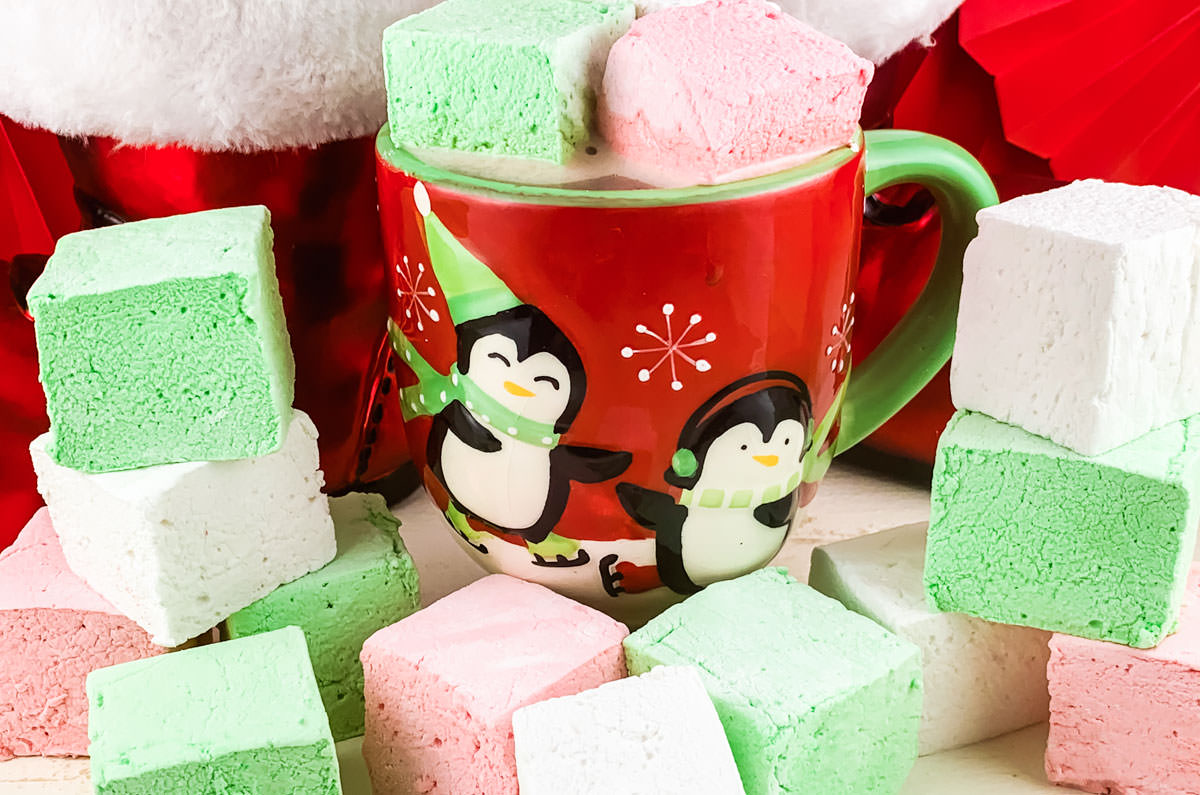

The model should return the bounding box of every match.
[376,127,997,618]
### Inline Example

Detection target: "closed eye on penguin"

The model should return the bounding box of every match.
[534,375,560,390]
[487,352,511,366]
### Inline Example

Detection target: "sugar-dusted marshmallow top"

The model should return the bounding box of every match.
[941,410,1200,484]
[86,627,333,783]
[976,179,1200,245]
[600,0,872,183]
[628,567,918,711]
[29,206,274,298]
[0,508,117,614]
[513,665,745,794]
[364,574,627,722]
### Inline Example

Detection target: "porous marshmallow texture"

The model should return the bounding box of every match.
[28,205,295,473]
[224,492,421,741]
[952,179,1200,456]
[31,411,336,648]
[625,568,922,795]
[384,0,634,163]
[86,627,341,794]
[361,574,628,795]
[600,0,873,184]
[0,509,164,760]
[513,665,745,795]
[926,410,1200,649]
[809,522,1050,756]
[1046,566,1200,795]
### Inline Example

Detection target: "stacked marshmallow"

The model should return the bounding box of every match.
[0,206,344,762]
[26,205,337,649]
[923,180,1200,793]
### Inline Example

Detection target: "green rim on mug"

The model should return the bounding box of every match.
[376,124,861,207]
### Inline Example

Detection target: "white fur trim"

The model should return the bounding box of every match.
[773,0,964,63]
[637,0,963,63]
[0,0,438,151]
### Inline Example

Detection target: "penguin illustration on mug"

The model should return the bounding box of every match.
[394,183,632,567]
[614,372,814,594]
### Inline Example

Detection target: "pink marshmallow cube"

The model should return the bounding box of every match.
[599,0,873,184]
[361,574,628,795]
[1046,564,1200,794]
[0,508,164,759]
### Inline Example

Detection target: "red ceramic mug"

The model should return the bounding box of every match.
[377,128,996,617]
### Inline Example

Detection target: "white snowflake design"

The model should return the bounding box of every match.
[826,292,855,374]
[621,303,717,391]
[395,254,441,333]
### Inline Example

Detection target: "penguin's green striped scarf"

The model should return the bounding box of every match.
[389,322,562,449]
[678,471,803,509]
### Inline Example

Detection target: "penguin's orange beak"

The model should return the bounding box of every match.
[504,380,535,398]
[753,454,779,467]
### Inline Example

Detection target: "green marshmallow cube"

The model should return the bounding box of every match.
[383,0,634,163]
[926,410,1200,648]
[87,626,341,795]
[224,492,421,741]
[28,206,294,473]
[625,568,922,795]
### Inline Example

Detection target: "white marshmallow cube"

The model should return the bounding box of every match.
[808,522,1050,756]
[951,179,1200,456]
[30,410,336,647]
[513,665,745,795]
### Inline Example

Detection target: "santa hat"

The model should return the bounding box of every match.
[0,0,437,151]
[638,0,965,64]
[779,0,964,63]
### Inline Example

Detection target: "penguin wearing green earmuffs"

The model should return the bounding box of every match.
[614,372,813,594]
[394,185,631,568]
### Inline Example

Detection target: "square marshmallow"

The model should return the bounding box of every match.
[28,206,295,472]
[0,509,164,760]
[31,411,336,647]
[1046,565,1200,795]
[952,179,1200,456]
[809,522,1050,755]
[513,666,744,795]
[926,410,1200,648]
[361,574,628,795]
[224,492,421,741]
[625,568,922,795]
[384,0,634,163]
[600,0,872,183]
[87,627,340,794]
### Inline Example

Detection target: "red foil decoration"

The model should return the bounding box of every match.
[0,131,413,540]
[55,135,412,493]
[0,118,78,549]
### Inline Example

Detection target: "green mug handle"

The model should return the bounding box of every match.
[833,129,999,455]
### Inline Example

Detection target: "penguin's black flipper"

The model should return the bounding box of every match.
[615,482,685,531]
[754,490,799,528]
[441,402,501,452]
[615,482,699,596]
[553,445,633,484]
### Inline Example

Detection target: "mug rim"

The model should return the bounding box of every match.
[376,125,862,208]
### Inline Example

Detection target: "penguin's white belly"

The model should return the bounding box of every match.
[680,507,787,586]
[440,431,551,531]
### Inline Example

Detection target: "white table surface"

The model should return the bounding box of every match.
[0,461,1062,794]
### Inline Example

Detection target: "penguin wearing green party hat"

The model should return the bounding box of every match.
[393,182,632,568]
